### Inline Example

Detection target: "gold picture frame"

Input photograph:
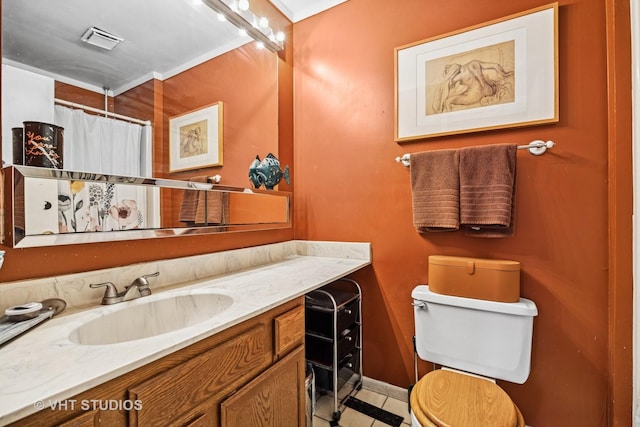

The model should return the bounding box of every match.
[395,3,558,142]
[169,102,223,172]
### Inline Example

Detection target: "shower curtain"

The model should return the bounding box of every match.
[54,105,151,177]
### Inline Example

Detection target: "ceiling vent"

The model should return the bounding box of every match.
[81,27,124,50]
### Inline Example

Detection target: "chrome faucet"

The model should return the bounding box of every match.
[90,272,159,305]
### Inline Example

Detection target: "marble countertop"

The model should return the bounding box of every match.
[0,243,371,425]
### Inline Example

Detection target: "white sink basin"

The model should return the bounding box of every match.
[68,291,233,345]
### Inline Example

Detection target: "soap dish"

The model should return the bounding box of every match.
[0,299,67,347]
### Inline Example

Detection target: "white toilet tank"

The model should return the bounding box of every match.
[412,285,538,384]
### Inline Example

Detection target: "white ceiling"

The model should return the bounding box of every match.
[272,0,347,22]
[1,0,344,95]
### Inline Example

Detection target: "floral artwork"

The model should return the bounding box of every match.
[108,200,143,230]
[57,181,144,233]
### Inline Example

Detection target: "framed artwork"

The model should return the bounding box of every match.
[169,102,223,172]
[395,3,558,142]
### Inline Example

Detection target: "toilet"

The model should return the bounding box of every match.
[410,285,538,427]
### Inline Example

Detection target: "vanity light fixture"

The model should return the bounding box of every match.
[80,27,124,51]
[237,0,250,11]
[202,0,284,52]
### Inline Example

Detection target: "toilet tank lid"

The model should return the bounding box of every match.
[412,285,538,317]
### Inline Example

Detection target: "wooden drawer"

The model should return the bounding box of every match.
[274,305,305,358]
[129,324,270,426]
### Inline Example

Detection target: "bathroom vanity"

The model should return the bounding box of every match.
[0,241,371,426]
[11,298,305,427]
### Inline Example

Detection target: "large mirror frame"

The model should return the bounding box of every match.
[2,166,290,248]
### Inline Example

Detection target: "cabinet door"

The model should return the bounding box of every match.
[129,324,270,426]
[220,346,306,427]
[56,410,98,427]
[163,397,218,427]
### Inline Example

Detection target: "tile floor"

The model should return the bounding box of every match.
[312,384,411,427]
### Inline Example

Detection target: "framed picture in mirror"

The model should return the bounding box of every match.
[169,102,224,172]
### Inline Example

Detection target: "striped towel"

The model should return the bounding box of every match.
[410,149,460,232]
[179,177,228,225]
[459,144,517,237]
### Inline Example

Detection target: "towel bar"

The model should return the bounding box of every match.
[395,140,555,167]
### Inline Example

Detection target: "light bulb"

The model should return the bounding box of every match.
[256,41,265,49]
[238,28,248,37]
[217,13,226,21]
[276,31,285,42]
[258,17,269,29]
[238,0,250,11]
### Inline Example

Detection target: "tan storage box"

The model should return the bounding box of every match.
[428,255,520,303]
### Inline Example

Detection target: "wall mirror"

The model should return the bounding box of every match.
[1,0,292,247]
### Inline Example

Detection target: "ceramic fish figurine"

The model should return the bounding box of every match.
[248,153,290,190]
[248,155,262,188]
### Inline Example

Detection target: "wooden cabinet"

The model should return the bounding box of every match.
[11,298,305,427]
[155,395,219,427]
[128,323,271,426]
[220,346,306,426]
[55,410,100,427]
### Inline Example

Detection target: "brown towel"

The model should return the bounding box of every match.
[459,144,517,237]
[410,149,460,232]
[194,191,228,225]
[179,188,199,223]
[179,177,228,225]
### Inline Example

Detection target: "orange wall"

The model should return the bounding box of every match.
[161,44,278,187]
[55,82,114,112]
[292,0,630,425]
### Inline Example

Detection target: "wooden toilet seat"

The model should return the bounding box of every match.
[410,370,525,427]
